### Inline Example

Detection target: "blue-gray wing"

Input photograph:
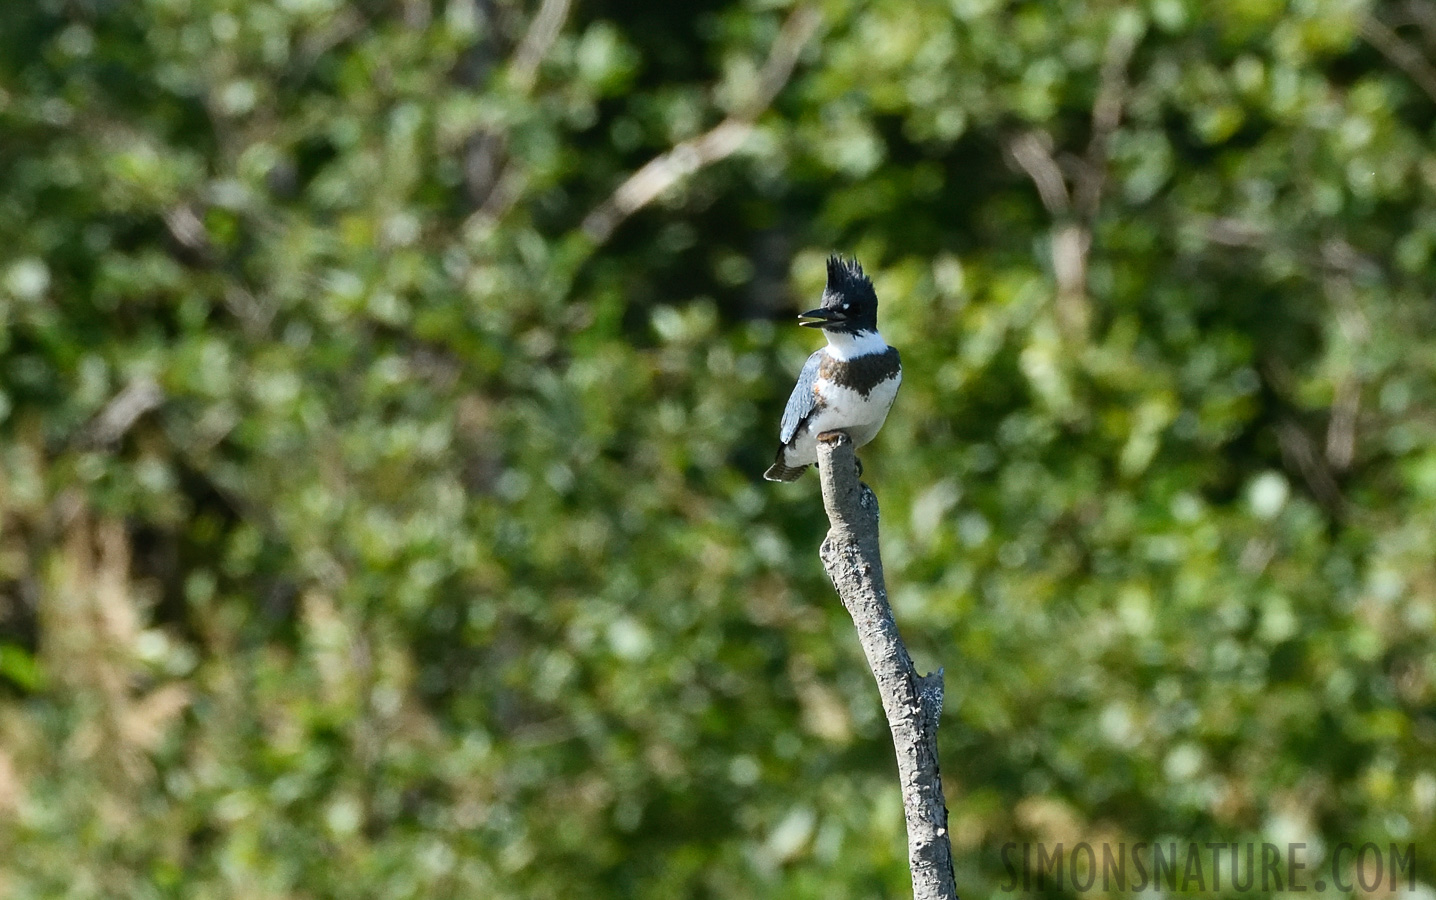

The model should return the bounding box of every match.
[779,350,825,445]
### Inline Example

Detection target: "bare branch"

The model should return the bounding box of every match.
[79,377,164,449]
[580,6,821,244]
[510,0,572,94]
[1324,277,1369,472]
[1006,16,1137,224]
[1074,23,1139,219]
[1326,379,1360,471]
[1400,0,1436,49]
[744,5,822,116]
[1006,131,1069,216]
[1051,222,1092,338]
[1261,360,1347,516]
[464,164,528,239]
[458,0,571,235]
[162,205,210,257]
[815,434,956,900]
[1276,419,1346,516]
[1006,132,1090,337]
[580,120,754,243]
[1006,20,1138,343]
[1361,15,1436,105]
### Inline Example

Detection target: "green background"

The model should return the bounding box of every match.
[1,0,1433,896]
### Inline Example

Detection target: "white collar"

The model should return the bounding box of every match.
[823,329,888,361]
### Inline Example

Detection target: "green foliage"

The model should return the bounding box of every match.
[1,0,1434,896]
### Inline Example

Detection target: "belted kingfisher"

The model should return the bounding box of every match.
[764,255,902,482]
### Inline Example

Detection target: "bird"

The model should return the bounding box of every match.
[764,255,902,482]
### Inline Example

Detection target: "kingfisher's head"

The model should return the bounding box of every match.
[799,255,879,334]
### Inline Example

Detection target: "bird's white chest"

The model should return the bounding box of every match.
[787,368,901,466]
[811,373,900,435]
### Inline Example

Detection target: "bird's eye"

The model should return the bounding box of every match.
[841,302,850,310]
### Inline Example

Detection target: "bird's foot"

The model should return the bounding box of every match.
[815,431,864,479]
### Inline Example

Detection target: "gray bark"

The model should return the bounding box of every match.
[815,433,957,900]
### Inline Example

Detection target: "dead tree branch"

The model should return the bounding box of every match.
[78,377,164,449]
[1074,23,1139,220]
[1005,22,1138,342]
[1362,14,1436,105]
[509,0,572,94]
[462,0,574,236]
[815,434,956,900]
[580,5,821,244]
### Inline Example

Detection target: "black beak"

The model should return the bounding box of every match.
[798,307,843,328]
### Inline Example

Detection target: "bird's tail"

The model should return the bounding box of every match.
[763,460,808,482]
